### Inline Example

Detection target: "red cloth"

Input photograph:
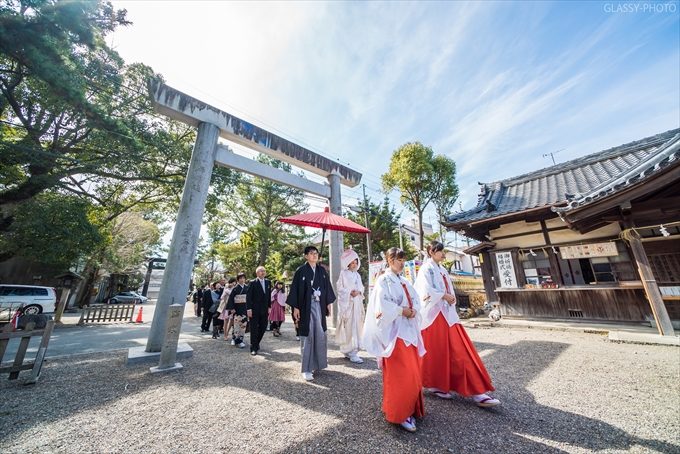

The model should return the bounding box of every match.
[400,283,413,308]
[382,339,425,423]
[421,313,494,396]
[442,274,451,294]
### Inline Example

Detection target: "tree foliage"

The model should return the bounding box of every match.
[0,0,131,130]
[431,155,459,240]
[381,142,458,251]
[97,210,161,274]
[0,191,101,269]
[0,1,236,257]
[0,1,242,307]
[344,197,418,288]
[212,154,309,280]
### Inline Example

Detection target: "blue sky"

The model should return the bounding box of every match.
[109,1,679,243]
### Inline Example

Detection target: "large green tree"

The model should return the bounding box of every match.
[0,0,130,130]
[1,1,241,306]
[1,1,234,249]
[431,155,459,240]
[381,142,458,251]
[1,1,237,290]
[213,154,309,277]
[0,0,135,217]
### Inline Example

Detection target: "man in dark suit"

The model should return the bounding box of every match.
[246,266,272,356]
[200,283,214,332]
[192,285,202,317]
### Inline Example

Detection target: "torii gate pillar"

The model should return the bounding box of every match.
[327,171,343,328]
[146,122,219,352]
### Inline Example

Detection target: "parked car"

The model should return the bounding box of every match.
[0,284,57,315]
[108,291,147,304]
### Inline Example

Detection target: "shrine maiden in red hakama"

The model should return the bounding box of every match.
[414,240,500,407]
[362,247,426,433]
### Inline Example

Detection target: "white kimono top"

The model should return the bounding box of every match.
[336,269,364,319]
[414,258,460,330]
[362,269,426,359]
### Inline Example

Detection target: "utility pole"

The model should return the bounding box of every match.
[399,223,404,250]
[362,184,372,262]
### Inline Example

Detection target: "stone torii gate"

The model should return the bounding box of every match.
[145,80,362,355]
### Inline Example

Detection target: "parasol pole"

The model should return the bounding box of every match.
[319,228,326,261]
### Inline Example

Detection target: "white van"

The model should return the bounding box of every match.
[0,285,57,315]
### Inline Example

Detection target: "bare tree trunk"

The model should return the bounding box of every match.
[417,208,425,253]
[436,208,445,242]
[75,263,99,308]
[259,226,271,266]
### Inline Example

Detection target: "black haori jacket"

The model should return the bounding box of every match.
[226,284,249,317]
[286,263,336,337]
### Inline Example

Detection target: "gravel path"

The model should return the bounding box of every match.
[1,324,678,453]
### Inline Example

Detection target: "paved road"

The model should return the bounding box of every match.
[2,302,211,359]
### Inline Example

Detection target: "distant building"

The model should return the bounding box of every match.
[400,219,434,250]
[446,247,481,275]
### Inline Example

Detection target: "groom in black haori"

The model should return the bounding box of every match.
[287,245,336,381]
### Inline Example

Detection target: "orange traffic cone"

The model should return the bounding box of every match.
[135,307,143,323]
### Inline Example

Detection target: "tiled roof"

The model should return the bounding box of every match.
[554,131,680,213]
[444,128,680,226]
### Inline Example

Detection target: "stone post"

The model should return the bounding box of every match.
[146,122,220,352]
[327,171,343,328]
[150,304,184,373]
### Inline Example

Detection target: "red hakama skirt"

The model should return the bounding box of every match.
[421,313,494,396]
[382,339,425,423]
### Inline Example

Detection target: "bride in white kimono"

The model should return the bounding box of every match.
[335,249,365,363]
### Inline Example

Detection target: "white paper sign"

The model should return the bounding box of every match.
[495,251,518,288]
[368,260,385,300]
[559,242,618,259]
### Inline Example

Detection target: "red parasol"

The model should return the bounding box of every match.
[279,207,370,258]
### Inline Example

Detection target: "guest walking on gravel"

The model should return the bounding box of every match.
[269,281,286,337]
[227,273,249,348]
[218,277,236,341]
[200,283,214,333]
[246,266,272,356]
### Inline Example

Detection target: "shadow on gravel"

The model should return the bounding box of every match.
[0,326,677,454]
[476,339,678,454]
[266,337,678,454]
